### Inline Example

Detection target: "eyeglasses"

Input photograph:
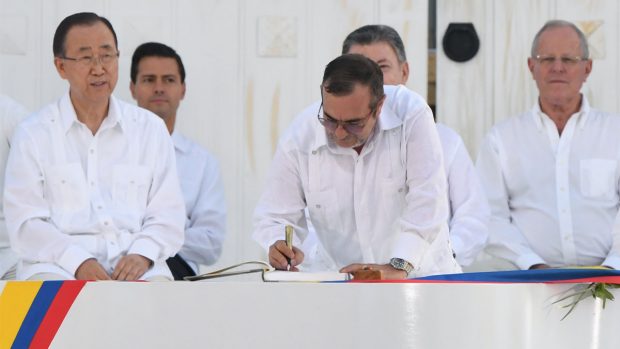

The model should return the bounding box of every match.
[317,102,375,135]
[60,52,120,67]
[534,55,587,67]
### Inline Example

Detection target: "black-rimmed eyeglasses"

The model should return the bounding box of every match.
[533,55,587,67]
[60,52,120,67]
[316,102,375,135]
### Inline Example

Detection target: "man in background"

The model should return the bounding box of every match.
[130,42,226,279]
[477,20,620,270]
[0,94,28,279]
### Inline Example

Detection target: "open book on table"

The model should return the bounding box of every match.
[184,261,351,282]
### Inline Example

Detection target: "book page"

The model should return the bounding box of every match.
[262,270,351,282]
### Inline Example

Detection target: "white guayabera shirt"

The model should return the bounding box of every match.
[4,93,185,280]
[302,123,489,270]
[477,96,620,269]
[436,123,489,267]
[172,131,226,272]
[253,85,461,277]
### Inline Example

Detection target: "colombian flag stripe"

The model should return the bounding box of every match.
[0,281,86,349]
[0,281,43,349]
[28,281,86,349]
[12,281,63,349]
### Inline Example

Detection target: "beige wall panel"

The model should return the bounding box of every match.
[108,0,175,104]
[436,0,491,154]
[240,0,314,263]
[0,3,41,109]
[305,0,376,106]
[491,1,553,127]
[556,0,619,113]
[379,0,429,98]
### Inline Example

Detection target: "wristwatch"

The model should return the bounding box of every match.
[389,258,414,275]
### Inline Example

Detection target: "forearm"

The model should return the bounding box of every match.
[486,219,546,269]
[13,219,93,276]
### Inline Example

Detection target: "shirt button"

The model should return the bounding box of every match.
[61,179,66,184]
[130,180,135,184]
[89,149,94,154]
[97,205,103,210]
[90,181,95,186]
[104,221,109,226]
[398,188,403,193]
[316,204,321,208]
[312,151,317,155]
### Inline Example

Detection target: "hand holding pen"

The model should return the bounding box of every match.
[267,224,305,271]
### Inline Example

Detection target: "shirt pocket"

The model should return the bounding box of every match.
[112,165,152,211]
[580,159,617,199]
[44,163,88,213]
[306,189,343,235]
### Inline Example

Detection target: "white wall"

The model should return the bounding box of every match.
[0,0,428,270]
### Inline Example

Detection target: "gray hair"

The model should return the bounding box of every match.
[342,24,407,63]
[531,20,589,59]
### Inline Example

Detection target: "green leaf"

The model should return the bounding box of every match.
[555,282,619,320]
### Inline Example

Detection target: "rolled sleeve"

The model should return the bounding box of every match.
[391,232,430,269]
[602,256,620,270]
[57,245,95,277]
[515,253,547,270]
[128,238,162,263]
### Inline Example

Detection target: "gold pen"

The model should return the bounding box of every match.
[285,225,293,270]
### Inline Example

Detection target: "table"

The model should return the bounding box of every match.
[2,278,618,348]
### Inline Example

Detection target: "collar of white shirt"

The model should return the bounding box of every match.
[58,92,125,134]
[310,101,403,153]
[532,94,591,131]
[172,130,191,154]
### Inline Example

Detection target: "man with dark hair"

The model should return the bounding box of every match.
[342,25,409,85]
[4,12,185,280]
[130,42,226,280]
[335,24,489,269]
[253,54,460,279]
[477,20,620,270]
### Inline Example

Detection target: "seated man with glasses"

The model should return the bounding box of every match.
[4,12,185,281]
[476,20,620,270]
[253,54,461,279]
